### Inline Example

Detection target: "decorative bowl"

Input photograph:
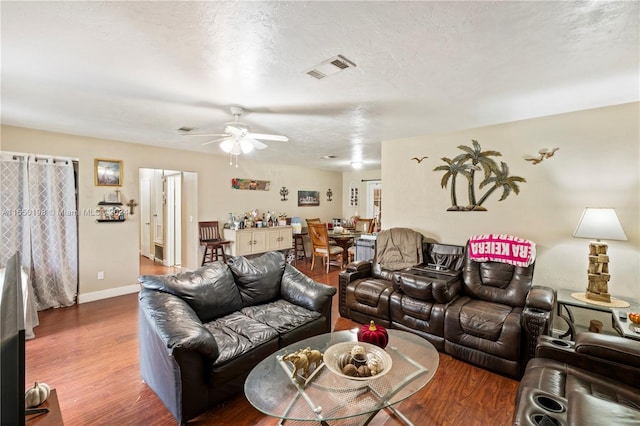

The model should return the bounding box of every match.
[323,341,392,381]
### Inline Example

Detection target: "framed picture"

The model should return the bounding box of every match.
[298,190,320,207]
[95,159,123,186]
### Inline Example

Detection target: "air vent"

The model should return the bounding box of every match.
[307,70,326,80]
[306,54,356,80]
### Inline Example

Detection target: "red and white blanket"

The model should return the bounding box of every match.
[468,234,536,267]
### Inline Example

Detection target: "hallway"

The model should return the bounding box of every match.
[139,255,180,276]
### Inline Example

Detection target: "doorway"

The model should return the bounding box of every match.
[366,180,382,230]
[139,168,198,273]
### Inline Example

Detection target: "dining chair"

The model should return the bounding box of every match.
[306,218,336,246]
[347,218,375,263]
[308,222,344,273]
[198,221,231,265]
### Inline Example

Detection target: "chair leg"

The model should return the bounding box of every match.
[219,246,227,263]
[325,255,329,273]
[311,253,316,270]
[201,245,211,266]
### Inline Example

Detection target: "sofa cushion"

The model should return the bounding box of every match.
[459,300,512,341]
[139,262,243,323]
[204,312,279,366]
[228,251,286,306]
[241,299,321,333]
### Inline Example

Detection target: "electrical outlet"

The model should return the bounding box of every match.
[97,271,104,280]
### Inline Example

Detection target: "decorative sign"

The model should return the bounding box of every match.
[349,186,359,207]
[433,139,526,211]
[231,178,270,191]
[298,190,320,206]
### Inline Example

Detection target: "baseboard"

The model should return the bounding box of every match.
[78,283,140,304]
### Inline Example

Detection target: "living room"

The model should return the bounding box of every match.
[1,2,638,425]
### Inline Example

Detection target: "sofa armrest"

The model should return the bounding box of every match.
[338,261,373,317]
[535,334,640,388]
[525,285,556,312]
[281,264,336,313]
[138,289,219,360]
[574,332,640,368]
[520,286,556,371]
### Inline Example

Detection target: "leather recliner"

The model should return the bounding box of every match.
[444,245,555,378]
[513,334,640,425]
[389,243,465,350]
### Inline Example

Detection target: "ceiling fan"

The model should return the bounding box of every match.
[181,106,289,159]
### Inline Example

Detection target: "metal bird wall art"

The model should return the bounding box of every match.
[525,148,559,165]
[411,156,428,163]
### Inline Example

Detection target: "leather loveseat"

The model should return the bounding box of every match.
[138,251,336,424]
[340,237,555,378]
[513,333,640,425]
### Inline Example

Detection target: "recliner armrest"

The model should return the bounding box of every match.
[574,332,640,368]
[139,289,219,361]
[535,334,640,388]
[521,286,556,370]
[525,285,555,311]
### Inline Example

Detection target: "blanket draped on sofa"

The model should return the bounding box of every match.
[376,228,423,270]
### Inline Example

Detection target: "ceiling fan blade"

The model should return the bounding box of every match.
[244,137,268,150]
[180,132,229,137]
[201,136,231,146]
[247,132,289,142]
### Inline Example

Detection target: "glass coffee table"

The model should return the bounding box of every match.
[244,329,439,425]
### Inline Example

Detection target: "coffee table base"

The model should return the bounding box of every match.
[275,346,425,426]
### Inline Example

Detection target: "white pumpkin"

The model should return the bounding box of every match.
[25,381,50,408]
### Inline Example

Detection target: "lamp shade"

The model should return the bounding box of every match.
[573,208,627,241]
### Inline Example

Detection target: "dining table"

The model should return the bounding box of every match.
[327,230,362,261]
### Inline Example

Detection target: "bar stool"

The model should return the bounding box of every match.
[199,221,231,265]
[293,232,307,264]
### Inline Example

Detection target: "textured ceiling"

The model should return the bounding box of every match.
[1,1,638,171]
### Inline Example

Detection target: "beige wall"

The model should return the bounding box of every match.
[382,102,640,301]
[1,125,343,300]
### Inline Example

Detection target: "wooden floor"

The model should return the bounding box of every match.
[25,256,518,425]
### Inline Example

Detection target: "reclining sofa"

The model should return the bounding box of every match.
[138,251,336,424]
[514,333,640,425]
[339,231,555,378]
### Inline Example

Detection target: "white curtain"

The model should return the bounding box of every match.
[27,156,78,309]
[0,153,78,337]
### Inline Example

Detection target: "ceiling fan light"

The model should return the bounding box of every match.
[240,139,254,153]
[220,139,234,153]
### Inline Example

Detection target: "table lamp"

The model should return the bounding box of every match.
[573,207,627,302]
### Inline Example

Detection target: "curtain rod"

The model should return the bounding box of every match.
[2,151,78,164]
[361,179,381,182]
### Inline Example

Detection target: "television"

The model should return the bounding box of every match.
[1,252,26,426]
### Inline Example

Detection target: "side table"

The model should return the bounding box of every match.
[556,288,639,340]
[26,388,64,425]
[612,309,640,341]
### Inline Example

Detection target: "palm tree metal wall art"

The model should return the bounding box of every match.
[434,140,526,211]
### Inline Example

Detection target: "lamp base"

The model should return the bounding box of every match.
[586,290,611,303]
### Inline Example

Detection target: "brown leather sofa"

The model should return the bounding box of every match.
[513,334,640,425]
[138,251,336,424]
[340,240,555,378]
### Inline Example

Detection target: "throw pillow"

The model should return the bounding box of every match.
[139,262,243,323]
[228,251,285,306]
